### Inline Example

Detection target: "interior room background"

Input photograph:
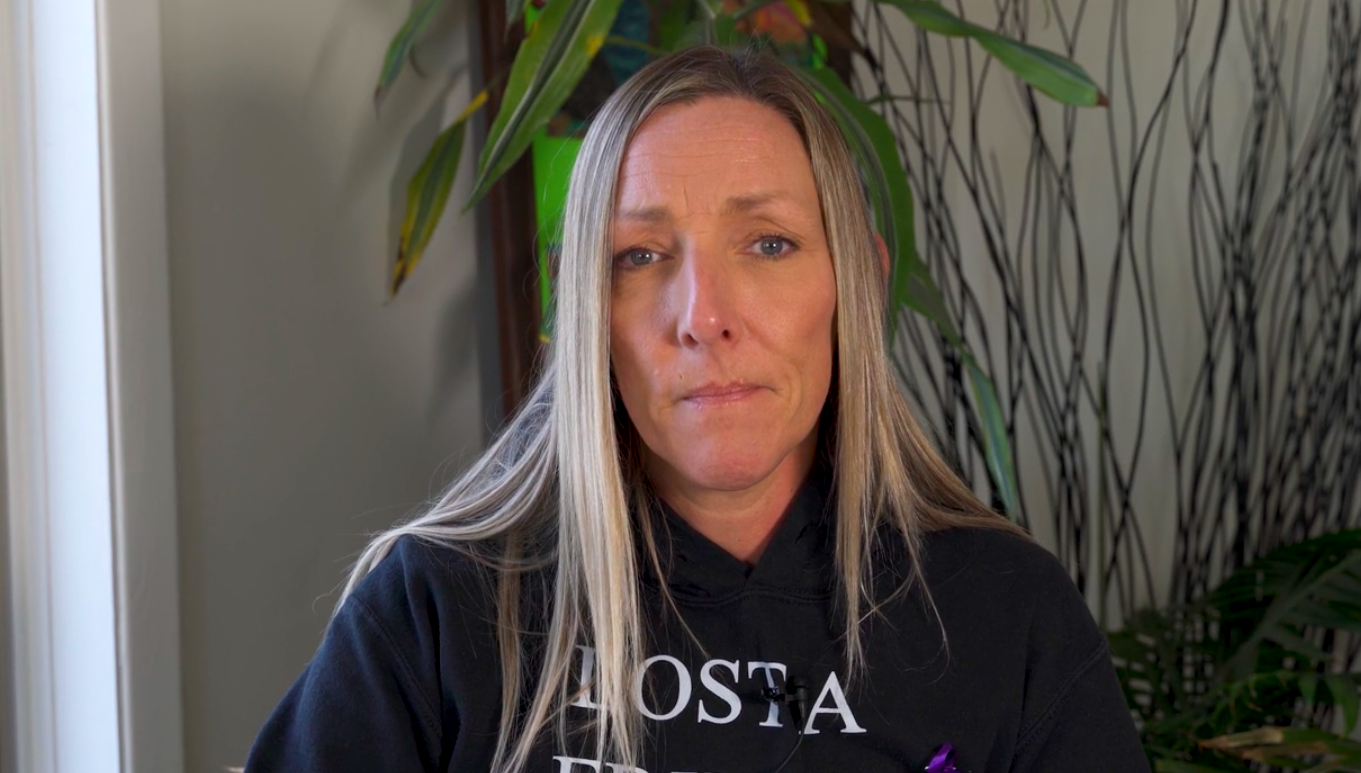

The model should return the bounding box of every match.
[172,0,1360,769]
[3,0,1354,771]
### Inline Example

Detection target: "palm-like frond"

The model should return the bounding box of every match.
[1212,532,1361,683]
[1110,530,1361,769]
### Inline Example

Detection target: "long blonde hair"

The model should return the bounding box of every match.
[339,45,1022,772]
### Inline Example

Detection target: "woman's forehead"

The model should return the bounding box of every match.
[613,97,819,219]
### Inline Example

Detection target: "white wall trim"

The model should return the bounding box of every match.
[0,0,61,769]
[0,0,183,768]
[2,0,123,769]
[96,0,185,768]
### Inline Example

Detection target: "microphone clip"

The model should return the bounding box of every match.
[762,677,810,733]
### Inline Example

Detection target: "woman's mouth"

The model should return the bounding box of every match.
[682,382,762,406]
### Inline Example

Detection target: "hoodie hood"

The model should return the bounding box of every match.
[641,460,837,599]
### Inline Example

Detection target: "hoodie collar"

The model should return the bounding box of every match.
[640,461,836,599]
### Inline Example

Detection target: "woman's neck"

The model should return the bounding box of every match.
[647,442,816,566]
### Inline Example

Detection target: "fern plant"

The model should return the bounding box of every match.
[1110,530,1361,772]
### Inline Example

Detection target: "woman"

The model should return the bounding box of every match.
[246,46,1148,773]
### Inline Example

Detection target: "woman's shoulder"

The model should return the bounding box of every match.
[246,536,508,770]
[916,525,1099,641]
[357,533,494,591]
[341,535,503,641]
[919,524,1070,588]
[912,526,1140,768]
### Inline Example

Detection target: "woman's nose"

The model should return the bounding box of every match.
[675,251,741,347]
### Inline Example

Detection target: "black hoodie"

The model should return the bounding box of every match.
[246,469,1150,772]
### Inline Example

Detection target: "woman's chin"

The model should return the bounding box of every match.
[660,451,797,496]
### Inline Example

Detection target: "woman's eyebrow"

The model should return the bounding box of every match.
[721,191,798,216]
[616,205,671,224]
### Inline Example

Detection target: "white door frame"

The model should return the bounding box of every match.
[0,0,183,769]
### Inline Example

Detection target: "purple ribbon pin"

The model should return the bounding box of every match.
[926,743,959,773]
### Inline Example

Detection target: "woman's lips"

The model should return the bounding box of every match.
[681,383,762,406]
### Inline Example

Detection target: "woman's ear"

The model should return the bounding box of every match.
[874,233,891,289]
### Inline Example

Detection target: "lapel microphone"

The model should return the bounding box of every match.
[762,675,810,773]
[761,675,810,732]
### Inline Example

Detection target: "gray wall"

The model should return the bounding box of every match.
[159,0,488,768]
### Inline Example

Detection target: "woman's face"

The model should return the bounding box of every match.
[609,96,837,501]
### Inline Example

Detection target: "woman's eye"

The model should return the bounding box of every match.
[754,236,794,258]
[617,248,661,268]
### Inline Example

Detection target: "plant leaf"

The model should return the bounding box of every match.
[1214,532,1361,681]
[1301,674,1321,708]
[1219,533,1361,680]
[375,0,446,111]
[870,0,1105,107]
[1201,726,1361,768]
[1202,727,1329,749]
[1326,674,1361,734]
[1311,759,1361,773]
[467,0,626,207]
[710,11,753,46]
[974,30,1107,107]
[1155,761,1241,773]
[506,0,532,29]
[1306,755,1361,773]
[875,0,973,34]
[655,0,696,50]
[731,0,783,22]
[804,0,861,54]
[392,91,488,296]
[1269,629,1332,662]
[965,361,1018,512]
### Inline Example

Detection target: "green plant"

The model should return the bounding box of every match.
[373,0,1106,513]
[1110,530,1361,772]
